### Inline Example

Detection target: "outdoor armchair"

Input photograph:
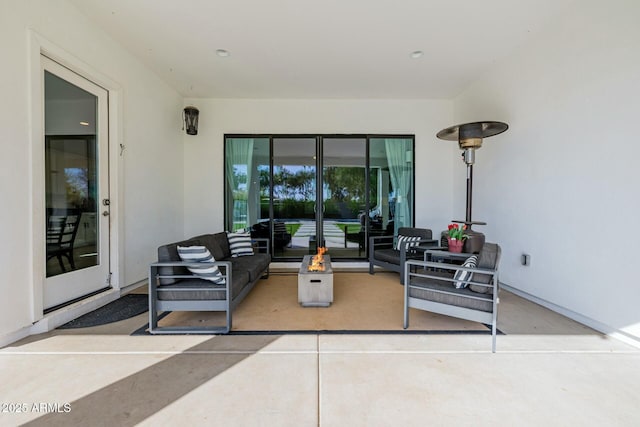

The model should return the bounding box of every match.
[404,242,501,352]
[368,227,438,283]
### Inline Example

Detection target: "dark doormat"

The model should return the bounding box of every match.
[58,294,148,329]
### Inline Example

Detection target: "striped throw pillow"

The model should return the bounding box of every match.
[453,255,478,289]
[227,232,254,257]
[177,245,225,284]
[394,234,421,251]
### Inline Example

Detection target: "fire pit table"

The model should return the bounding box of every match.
[298,252,333,307]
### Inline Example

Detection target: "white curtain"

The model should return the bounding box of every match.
[384,138,412,236]
[225,138,254,230]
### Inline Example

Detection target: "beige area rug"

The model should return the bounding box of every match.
[156,272,490,333]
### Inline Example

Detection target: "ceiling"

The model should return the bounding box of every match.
[70,0,575,99]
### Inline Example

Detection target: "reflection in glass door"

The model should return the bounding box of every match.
[43,56,110,310]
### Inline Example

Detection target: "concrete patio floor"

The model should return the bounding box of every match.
[1,291,639,426]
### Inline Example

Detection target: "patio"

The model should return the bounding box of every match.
[2,286,639,426]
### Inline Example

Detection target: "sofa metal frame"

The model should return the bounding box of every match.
[148,238,269,335]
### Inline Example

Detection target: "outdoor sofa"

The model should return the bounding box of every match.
[148,231,270,334]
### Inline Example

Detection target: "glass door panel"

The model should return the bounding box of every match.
[322,138,367,258]
[272,138,317,257]
[45,136,98,276]
[369,138,414,239]
[224,137,269,233]
[43,57,110,309]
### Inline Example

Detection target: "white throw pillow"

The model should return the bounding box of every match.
[453,255,478,289]
[227,232,254,257]
[177,245,225,284]
[394,234,421,251]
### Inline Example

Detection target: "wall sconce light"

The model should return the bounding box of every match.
[183,106,199,135]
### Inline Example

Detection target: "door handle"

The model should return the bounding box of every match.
[102,211,110,216]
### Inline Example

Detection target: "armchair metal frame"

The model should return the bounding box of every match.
[404,256,500,352]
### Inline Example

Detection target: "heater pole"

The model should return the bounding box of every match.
[466,163,473,224]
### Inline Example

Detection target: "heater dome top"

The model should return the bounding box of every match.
[436,121,508,142]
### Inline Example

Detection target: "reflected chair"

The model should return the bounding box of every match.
[404,242,501,352]
[46,214,80,272]
[368,227,438,283]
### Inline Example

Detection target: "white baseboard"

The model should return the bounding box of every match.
[0,326,34,349]
[501,282,640,349]
[120,278,147,295]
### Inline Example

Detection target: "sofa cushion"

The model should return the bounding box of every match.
[157,279,227,301]
[229,268,251,298]
[177,245,225,284]
[227,231,254,257]
[157,238,201,285]
[192,233,231,260]
[230,253,271,282]
[453,255,478,289]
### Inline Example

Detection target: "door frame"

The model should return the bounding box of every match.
[28,31,124,323]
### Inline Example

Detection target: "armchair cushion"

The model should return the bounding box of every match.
[469,243,501,294]
[409,277,494,313]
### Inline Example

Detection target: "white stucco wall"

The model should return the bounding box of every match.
[181,98,455,240]
[453,0,640,343]
[0,0,184,343]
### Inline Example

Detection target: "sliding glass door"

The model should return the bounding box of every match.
[225,135,414,261]
[322,138,367,257]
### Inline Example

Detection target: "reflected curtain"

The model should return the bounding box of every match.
[384,138,412,235]
[225,138,254,230]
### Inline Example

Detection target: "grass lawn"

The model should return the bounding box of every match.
[336,223,362,234]
[285,223,302,236]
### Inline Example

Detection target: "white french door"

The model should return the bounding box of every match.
[42,56,111,310]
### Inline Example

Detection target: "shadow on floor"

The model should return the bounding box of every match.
[22,335,282,427]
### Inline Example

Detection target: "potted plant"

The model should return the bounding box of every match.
[447,223,467,253]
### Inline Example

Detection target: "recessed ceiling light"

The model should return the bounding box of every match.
[410,50,423,59]
[216,49,230,57]
[79,121,89,126]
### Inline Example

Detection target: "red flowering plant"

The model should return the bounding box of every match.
[447,223,468,240]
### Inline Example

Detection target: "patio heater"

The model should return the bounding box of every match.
[436,121,508,253]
